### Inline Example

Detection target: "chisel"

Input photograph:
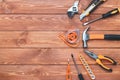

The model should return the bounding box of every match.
[83,8,120,26]
[71,54,84,80]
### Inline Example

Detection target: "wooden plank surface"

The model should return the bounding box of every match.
[0,49,119,64]
[0,0,119,14]
[0,0,120,80]
[0,65,119,80]
[0,15,119,31]
[0,31,119,48]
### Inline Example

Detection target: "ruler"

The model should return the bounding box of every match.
[79,54,95,80]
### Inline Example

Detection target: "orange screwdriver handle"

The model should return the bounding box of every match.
[66,60,72,80]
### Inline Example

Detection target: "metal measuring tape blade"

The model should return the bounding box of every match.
[79,54,95,80]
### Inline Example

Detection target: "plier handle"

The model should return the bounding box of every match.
[84,50,117,72]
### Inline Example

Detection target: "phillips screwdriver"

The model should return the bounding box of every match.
[71,54,84,80]
[66,59,72,80]
[83,8,120,26]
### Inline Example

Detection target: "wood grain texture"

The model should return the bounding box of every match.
[0,15,119,31]
[0,31,119,48]
[0,65,119,80]
[0,0,119,14]
[0,0,119,80]
[0,48,119,64]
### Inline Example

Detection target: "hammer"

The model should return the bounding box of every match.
[82,26,120,48]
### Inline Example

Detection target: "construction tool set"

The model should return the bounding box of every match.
[59,0,120,80]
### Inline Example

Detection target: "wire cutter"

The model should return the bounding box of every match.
[84,50,117,72]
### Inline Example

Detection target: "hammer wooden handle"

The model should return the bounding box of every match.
[89,34,120,40]
[89,34,104,39]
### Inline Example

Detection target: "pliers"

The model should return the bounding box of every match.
[84,50,117,72]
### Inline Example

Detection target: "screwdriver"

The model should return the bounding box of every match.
[83,8,120,26]
[66,59,72,80]
[71,54,84,80]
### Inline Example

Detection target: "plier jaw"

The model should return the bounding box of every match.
[67,1,79,18]
[84,50,98,60]
[84,50,117,72]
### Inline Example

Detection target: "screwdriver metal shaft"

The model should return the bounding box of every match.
[83,8,120,26]
[83,16,102,26]
[71,54,80,74]
[71,54,84,80]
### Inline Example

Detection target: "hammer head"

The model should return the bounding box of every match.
[82,26,90,48]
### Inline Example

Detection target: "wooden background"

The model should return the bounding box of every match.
[0,0,120,80]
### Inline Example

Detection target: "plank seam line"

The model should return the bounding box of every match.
[0,30,119,32]
[0,47,119,50]
[0,13,103,15]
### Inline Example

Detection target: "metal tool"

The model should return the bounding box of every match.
[58,29,80,47]
[84,50,117,72]
[83,8,120,26]
[67,0,79,18]
[79,54,95,80]
[80,0,106,20]
[82,26,120,48]
[71,54,84,80]
[66,59,72,80]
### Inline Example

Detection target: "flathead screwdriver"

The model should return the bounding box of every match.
[71,54,84,80]
[83,8,120,26]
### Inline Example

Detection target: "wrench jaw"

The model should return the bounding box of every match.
[67,11,76,18]
[67,1,79,18]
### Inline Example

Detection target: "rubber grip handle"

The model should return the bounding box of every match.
[104,34,120,40]
[88,0,105,13]
[96,59,112,72]
[99,64,112,72]
[104,56,117,65]
[102,8,120,18]
[94,0,105,5]
[78,74,84,80]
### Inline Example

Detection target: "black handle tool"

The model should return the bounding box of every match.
[71,54,84,80]
[83,8,120,26]
[80,0,106,20]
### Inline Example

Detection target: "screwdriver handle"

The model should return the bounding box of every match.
[102,8,120,18]
[78,74,84,80]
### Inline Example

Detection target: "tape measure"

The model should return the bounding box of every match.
[66,29,80,44]
[79,54,95,80]
[58,29,80,47]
